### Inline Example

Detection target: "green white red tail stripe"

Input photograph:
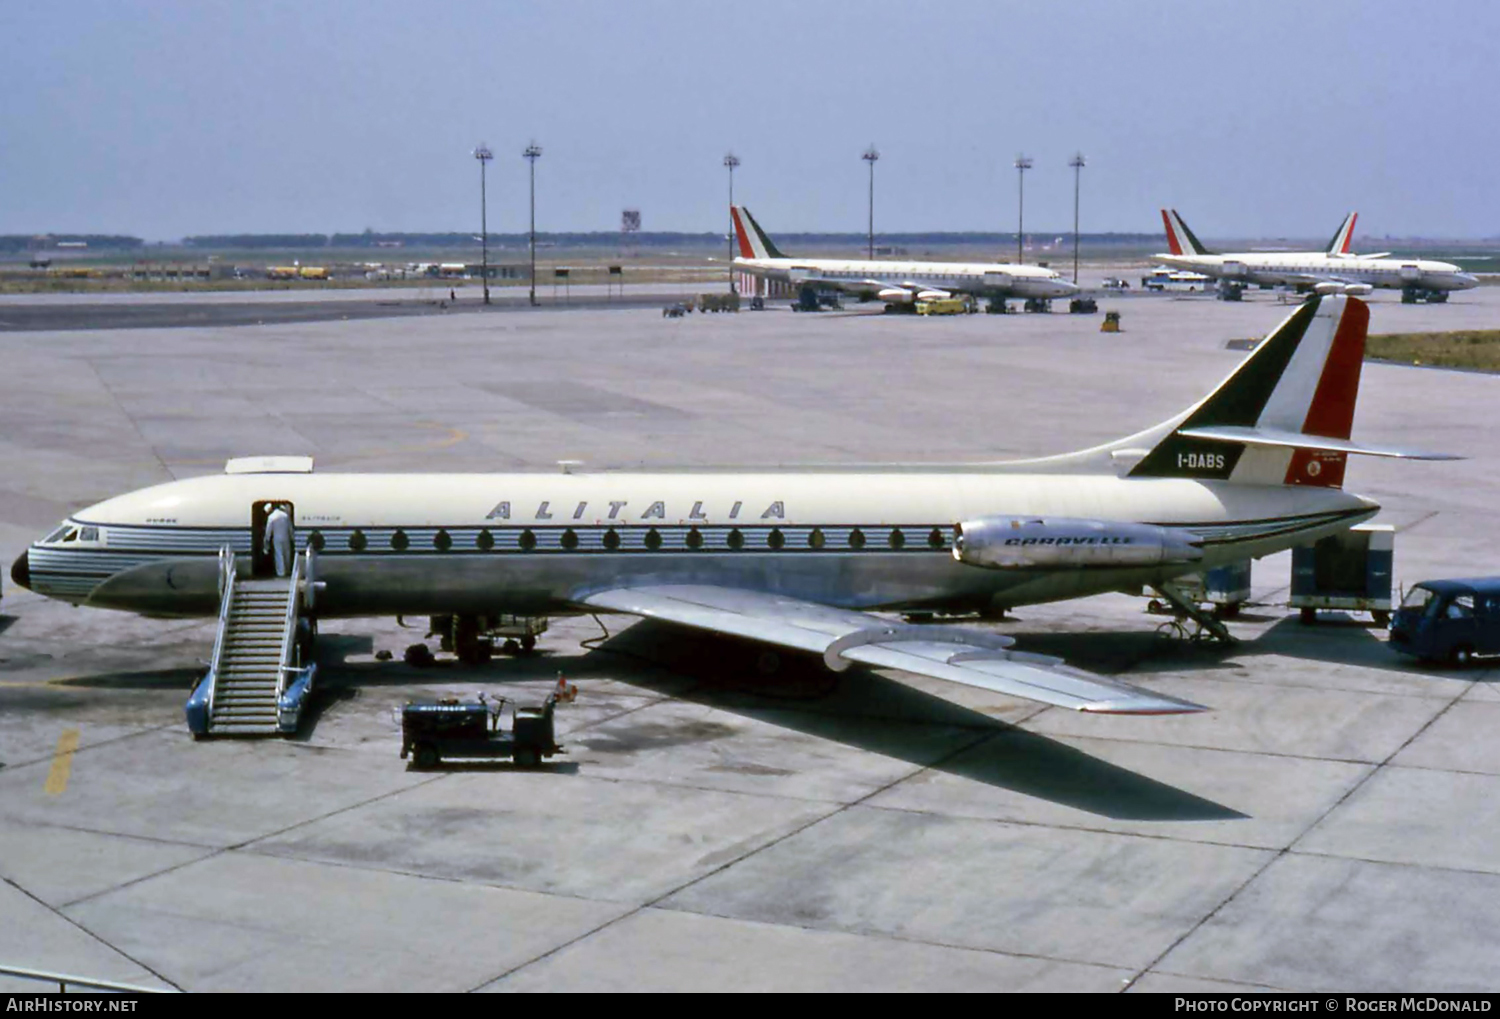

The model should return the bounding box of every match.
[731,206,787,261]
[1160,209,1212,257]
[1325,212,1358,255]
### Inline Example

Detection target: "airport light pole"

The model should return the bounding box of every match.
[1069,152,1085,285]
[724,152,739,294]
[862,145,879,259]
[1014,154,1032,265]
[473,143,493,305]
[524,142,542,307]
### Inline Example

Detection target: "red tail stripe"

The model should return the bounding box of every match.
[731,208,755,259]
[1160,210,1182,256]
[1301,297,1368,440]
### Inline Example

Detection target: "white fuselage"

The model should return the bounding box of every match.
[1156,251,1478,293]
[20,468,1375,620]
[732,256,1080,301]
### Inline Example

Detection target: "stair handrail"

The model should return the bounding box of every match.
[0,963,178,994]
[206,546,237,721]
[274,555,303,713]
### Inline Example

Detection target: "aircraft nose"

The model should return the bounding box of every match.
[10,549,31,591]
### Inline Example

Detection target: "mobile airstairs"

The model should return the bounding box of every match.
[186,547,320,737]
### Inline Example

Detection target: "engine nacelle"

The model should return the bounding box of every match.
[878,287,915,304]
[915,289,951,301]
[952,516,1204,570]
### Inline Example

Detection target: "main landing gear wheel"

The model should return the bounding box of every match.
[520,634,537,653]
[1372,611,1391,628]
[404,643,435,668]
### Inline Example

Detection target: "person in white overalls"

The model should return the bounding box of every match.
[265,505,293,578]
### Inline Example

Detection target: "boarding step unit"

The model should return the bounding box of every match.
[186,546,319,738]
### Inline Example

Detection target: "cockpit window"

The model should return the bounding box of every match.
[61,528,80,543]
[78,526,99,542]
[44,525,71,543]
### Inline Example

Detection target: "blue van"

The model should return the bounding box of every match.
[1389,577,1500,667]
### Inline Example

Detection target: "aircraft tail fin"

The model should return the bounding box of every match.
[1326,212,1358,255]
[732,206,787,260]
[1120,295,1456,488]
[1160,209,1212,256]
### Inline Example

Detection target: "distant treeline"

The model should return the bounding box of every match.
[179,230,1162,250]
[0,234,144,253]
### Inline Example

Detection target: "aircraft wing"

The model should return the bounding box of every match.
[788,271,886,291]
[578,584,1205,715]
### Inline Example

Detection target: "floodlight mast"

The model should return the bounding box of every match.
[524,142,542,307]
[473,144,493,305]
[1014,154,1033,265]
[1069,152,1085,285]
[724,152,740,294]
[862,145,880,259]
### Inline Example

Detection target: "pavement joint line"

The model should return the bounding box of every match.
[1137,968,1287,992]
[852,798,1318,854]
[1119,657,1475,992]
[987,725,1402,768]
[1373,759,1500,780]
[57,771,457,914]
[641,897,1155,979]
[83,358,175,483]
[234,845,628,909]
[1134,663,1467,704]
[1284,847,1500,881]
[0,722,179,772]
[230,770,453,853]
[467,722,1003,991]
[0,873,182,991]
[5,816,220,853]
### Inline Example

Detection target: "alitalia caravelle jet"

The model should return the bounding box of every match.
[730,206,1078,308]
[11,296,1452,718]
[1156,209,1478,302]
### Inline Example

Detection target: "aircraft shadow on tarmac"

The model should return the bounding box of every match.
[0,615,16,638]
[299,624,1241,821]
[589,621,1244,823]
[46,666,203,690]
[1003,608,1484,683]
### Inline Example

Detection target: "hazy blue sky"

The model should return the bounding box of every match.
[2,0,1493,240]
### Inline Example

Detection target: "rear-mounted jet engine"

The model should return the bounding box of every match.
[953,517,1204,570]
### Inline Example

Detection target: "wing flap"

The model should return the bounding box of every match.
[1178,425,1460,460]
[580,584,1205,715]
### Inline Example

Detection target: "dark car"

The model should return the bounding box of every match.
[1389,577,1500,667]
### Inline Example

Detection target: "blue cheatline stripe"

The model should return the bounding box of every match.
[44,511,1357,565]
[70,522,958,556]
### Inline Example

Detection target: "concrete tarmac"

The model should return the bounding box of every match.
[0,284,705,331]
[1,288,1498,992]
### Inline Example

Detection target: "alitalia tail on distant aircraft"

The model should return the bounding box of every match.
[1157,208,1477,302]
[731,205,1078,307]
[12,297,1455,717]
